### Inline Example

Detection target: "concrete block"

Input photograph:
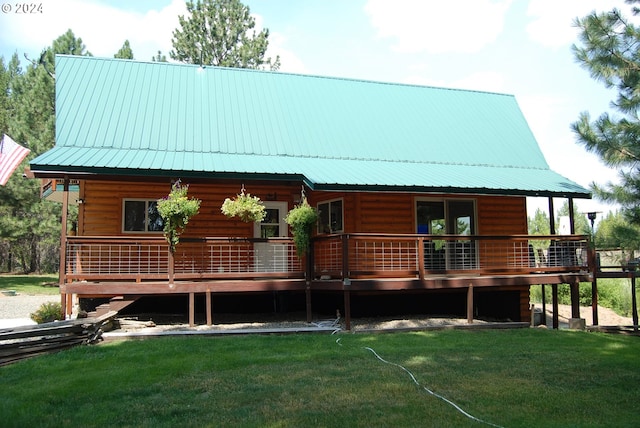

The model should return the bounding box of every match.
[569,318,586,330]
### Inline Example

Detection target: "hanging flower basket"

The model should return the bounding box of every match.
[285,196,318,257]
[157,180,201,253]
[221,188,266,223]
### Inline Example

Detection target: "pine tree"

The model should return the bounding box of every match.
[170,0,279,69]
[0,30,88,272]
[572,1,640,226]
[115,40,134,59]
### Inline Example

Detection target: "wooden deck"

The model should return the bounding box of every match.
[57,233,595,330]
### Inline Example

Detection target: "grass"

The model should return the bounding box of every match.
[1,329,639,427]
[0,274,59,295]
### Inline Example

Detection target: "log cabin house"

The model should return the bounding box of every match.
[30,55,593,329]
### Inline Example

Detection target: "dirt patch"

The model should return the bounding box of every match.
[532,303,634,327]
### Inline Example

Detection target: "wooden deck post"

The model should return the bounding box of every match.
[343,282,351,331]
[305,284,312,323]
[189,292,195,327]
[552,284,559,329]
[168,250,175,286]
[418,236,425,280]
[541,284,547,325]
[59,177,69,318]
[306,241,314,324]
[467,283,474,324]
[570,279,580,320]
[206,289,212,326]
[632,275,638,332]
[590,247,599,326]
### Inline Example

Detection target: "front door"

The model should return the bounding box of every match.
[253,201,289,272]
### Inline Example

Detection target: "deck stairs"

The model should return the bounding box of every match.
[91,295,140,317]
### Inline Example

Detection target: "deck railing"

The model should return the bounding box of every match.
[65,236,303,282]
[313,234,591,280]
[63,234,590,283]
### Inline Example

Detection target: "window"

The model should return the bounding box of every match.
[318,199,343,234]
[123,199,164,233]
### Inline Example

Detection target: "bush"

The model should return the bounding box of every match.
[30,301,63,324]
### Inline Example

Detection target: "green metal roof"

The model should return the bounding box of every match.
[31,55,589,198]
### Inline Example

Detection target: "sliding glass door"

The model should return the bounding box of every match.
[416,199,477,271]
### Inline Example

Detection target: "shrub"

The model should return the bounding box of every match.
[30,301,63,324]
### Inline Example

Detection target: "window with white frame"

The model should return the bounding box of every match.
[317,199,343,234]
[123,199,164,233]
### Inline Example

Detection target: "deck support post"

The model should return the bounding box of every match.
[570,279,581,320]
[168,250,175,286]
[541,285,547,325]
[343,279,351,331]
[206,290,212,326]
[305,284,312,323]
[591,280,599,326]
[632,275,638,332]
[59,177,70,318]
[590,247,599,326]
[189,292,195,327]
[306,240,314,324]
[552,284,559,329]
[467,283,474,324]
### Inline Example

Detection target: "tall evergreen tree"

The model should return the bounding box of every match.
[114,40,134,59]
[0,30,88,272]
[170,0,280,69]
[152,50,168,62]
[595,210,640,252]
[572,1,640,227]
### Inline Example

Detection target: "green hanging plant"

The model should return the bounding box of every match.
[285,197,319,257]
[157,180,201,253]
[221,188,267,223]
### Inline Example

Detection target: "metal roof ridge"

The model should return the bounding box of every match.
[55,55,516,98]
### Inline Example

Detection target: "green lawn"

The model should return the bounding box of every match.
[0,274,59,295]
[1,329,638,427]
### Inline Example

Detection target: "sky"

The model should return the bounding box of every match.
[0,0,633,223]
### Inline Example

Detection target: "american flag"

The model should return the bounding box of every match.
[0,134,30,186]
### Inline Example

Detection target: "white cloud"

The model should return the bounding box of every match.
[364,0,512,54]
[526,0,629,48]
[252,15,308,74]
[2,0,185,61]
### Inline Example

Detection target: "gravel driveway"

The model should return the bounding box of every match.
[0,294,60,328]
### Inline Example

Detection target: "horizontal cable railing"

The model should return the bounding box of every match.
[313,234,590,279]
[65,234,590,283]
[65,236,303,281]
